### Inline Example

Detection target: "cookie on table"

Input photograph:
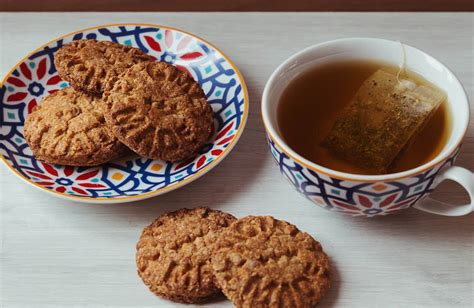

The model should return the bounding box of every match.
[136,207,236,303]
[211,216,331,308]
[104,61,213,162]
[54,39,154,95]
[24,87,128,166]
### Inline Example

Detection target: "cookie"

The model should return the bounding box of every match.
[136,208,236,303]
[211,216,331,308]
[104,61,213,162]
[54,39,154,95]
[24,87,128,166]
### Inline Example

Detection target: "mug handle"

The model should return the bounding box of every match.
[414,166,474,216]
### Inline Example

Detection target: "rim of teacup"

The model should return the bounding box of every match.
[261,37,470,183]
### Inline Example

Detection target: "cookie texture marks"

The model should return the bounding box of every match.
[212,216,331,308]
[104,61,213,162]
[136,208,236,303]
[54,39,154,95]
[23,87,128,166]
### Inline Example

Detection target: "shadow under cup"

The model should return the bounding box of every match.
[262,38,472,217]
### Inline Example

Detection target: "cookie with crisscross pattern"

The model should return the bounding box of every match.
[211,216,331,308]
[136,207,236,303]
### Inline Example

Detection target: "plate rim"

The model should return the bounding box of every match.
[0,23,249,204]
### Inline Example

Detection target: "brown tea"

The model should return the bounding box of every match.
[277,59,451,175]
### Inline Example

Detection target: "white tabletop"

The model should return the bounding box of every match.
[0,12,473,308]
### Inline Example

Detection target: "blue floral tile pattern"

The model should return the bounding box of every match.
[0,24,248,202]
[267,136,459,217]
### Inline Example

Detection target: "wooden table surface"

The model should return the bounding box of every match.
[0,13,473,308]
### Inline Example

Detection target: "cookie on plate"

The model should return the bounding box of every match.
[104,61,213,162]
[136,208,236,303]
[211,216,331,308]
[24,87,128,166]
[54,39,154,95]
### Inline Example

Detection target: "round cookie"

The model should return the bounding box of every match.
[136,208,236,303]
[211,216,331,308]
[24,87,128,166]
[103,61,213,162]
[54,39,154,95]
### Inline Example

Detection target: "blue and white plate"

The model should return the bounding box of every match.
[0,24,248,203]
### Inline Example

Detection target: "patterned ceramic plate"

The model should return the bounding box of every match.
[0,24,248,203]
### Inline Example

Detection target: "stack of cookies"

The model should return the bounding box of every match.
[24,40,213,166]
[136,208,331,307]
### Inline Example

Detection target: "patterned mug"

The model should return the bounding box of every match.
[262,38,473,217]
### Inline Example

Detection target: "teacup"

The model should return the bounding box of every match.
[262,38,473,217]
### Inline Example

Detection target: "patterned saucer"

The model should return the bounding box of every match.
[0,24,248,203]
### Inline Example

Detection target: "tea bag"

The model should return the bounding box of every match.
[321,70,446,174]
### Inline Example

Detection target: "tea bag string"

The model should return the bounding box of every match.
[396,41,407,84]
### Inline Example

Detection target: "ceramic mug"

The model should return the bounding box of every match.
[262,38,473,217]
